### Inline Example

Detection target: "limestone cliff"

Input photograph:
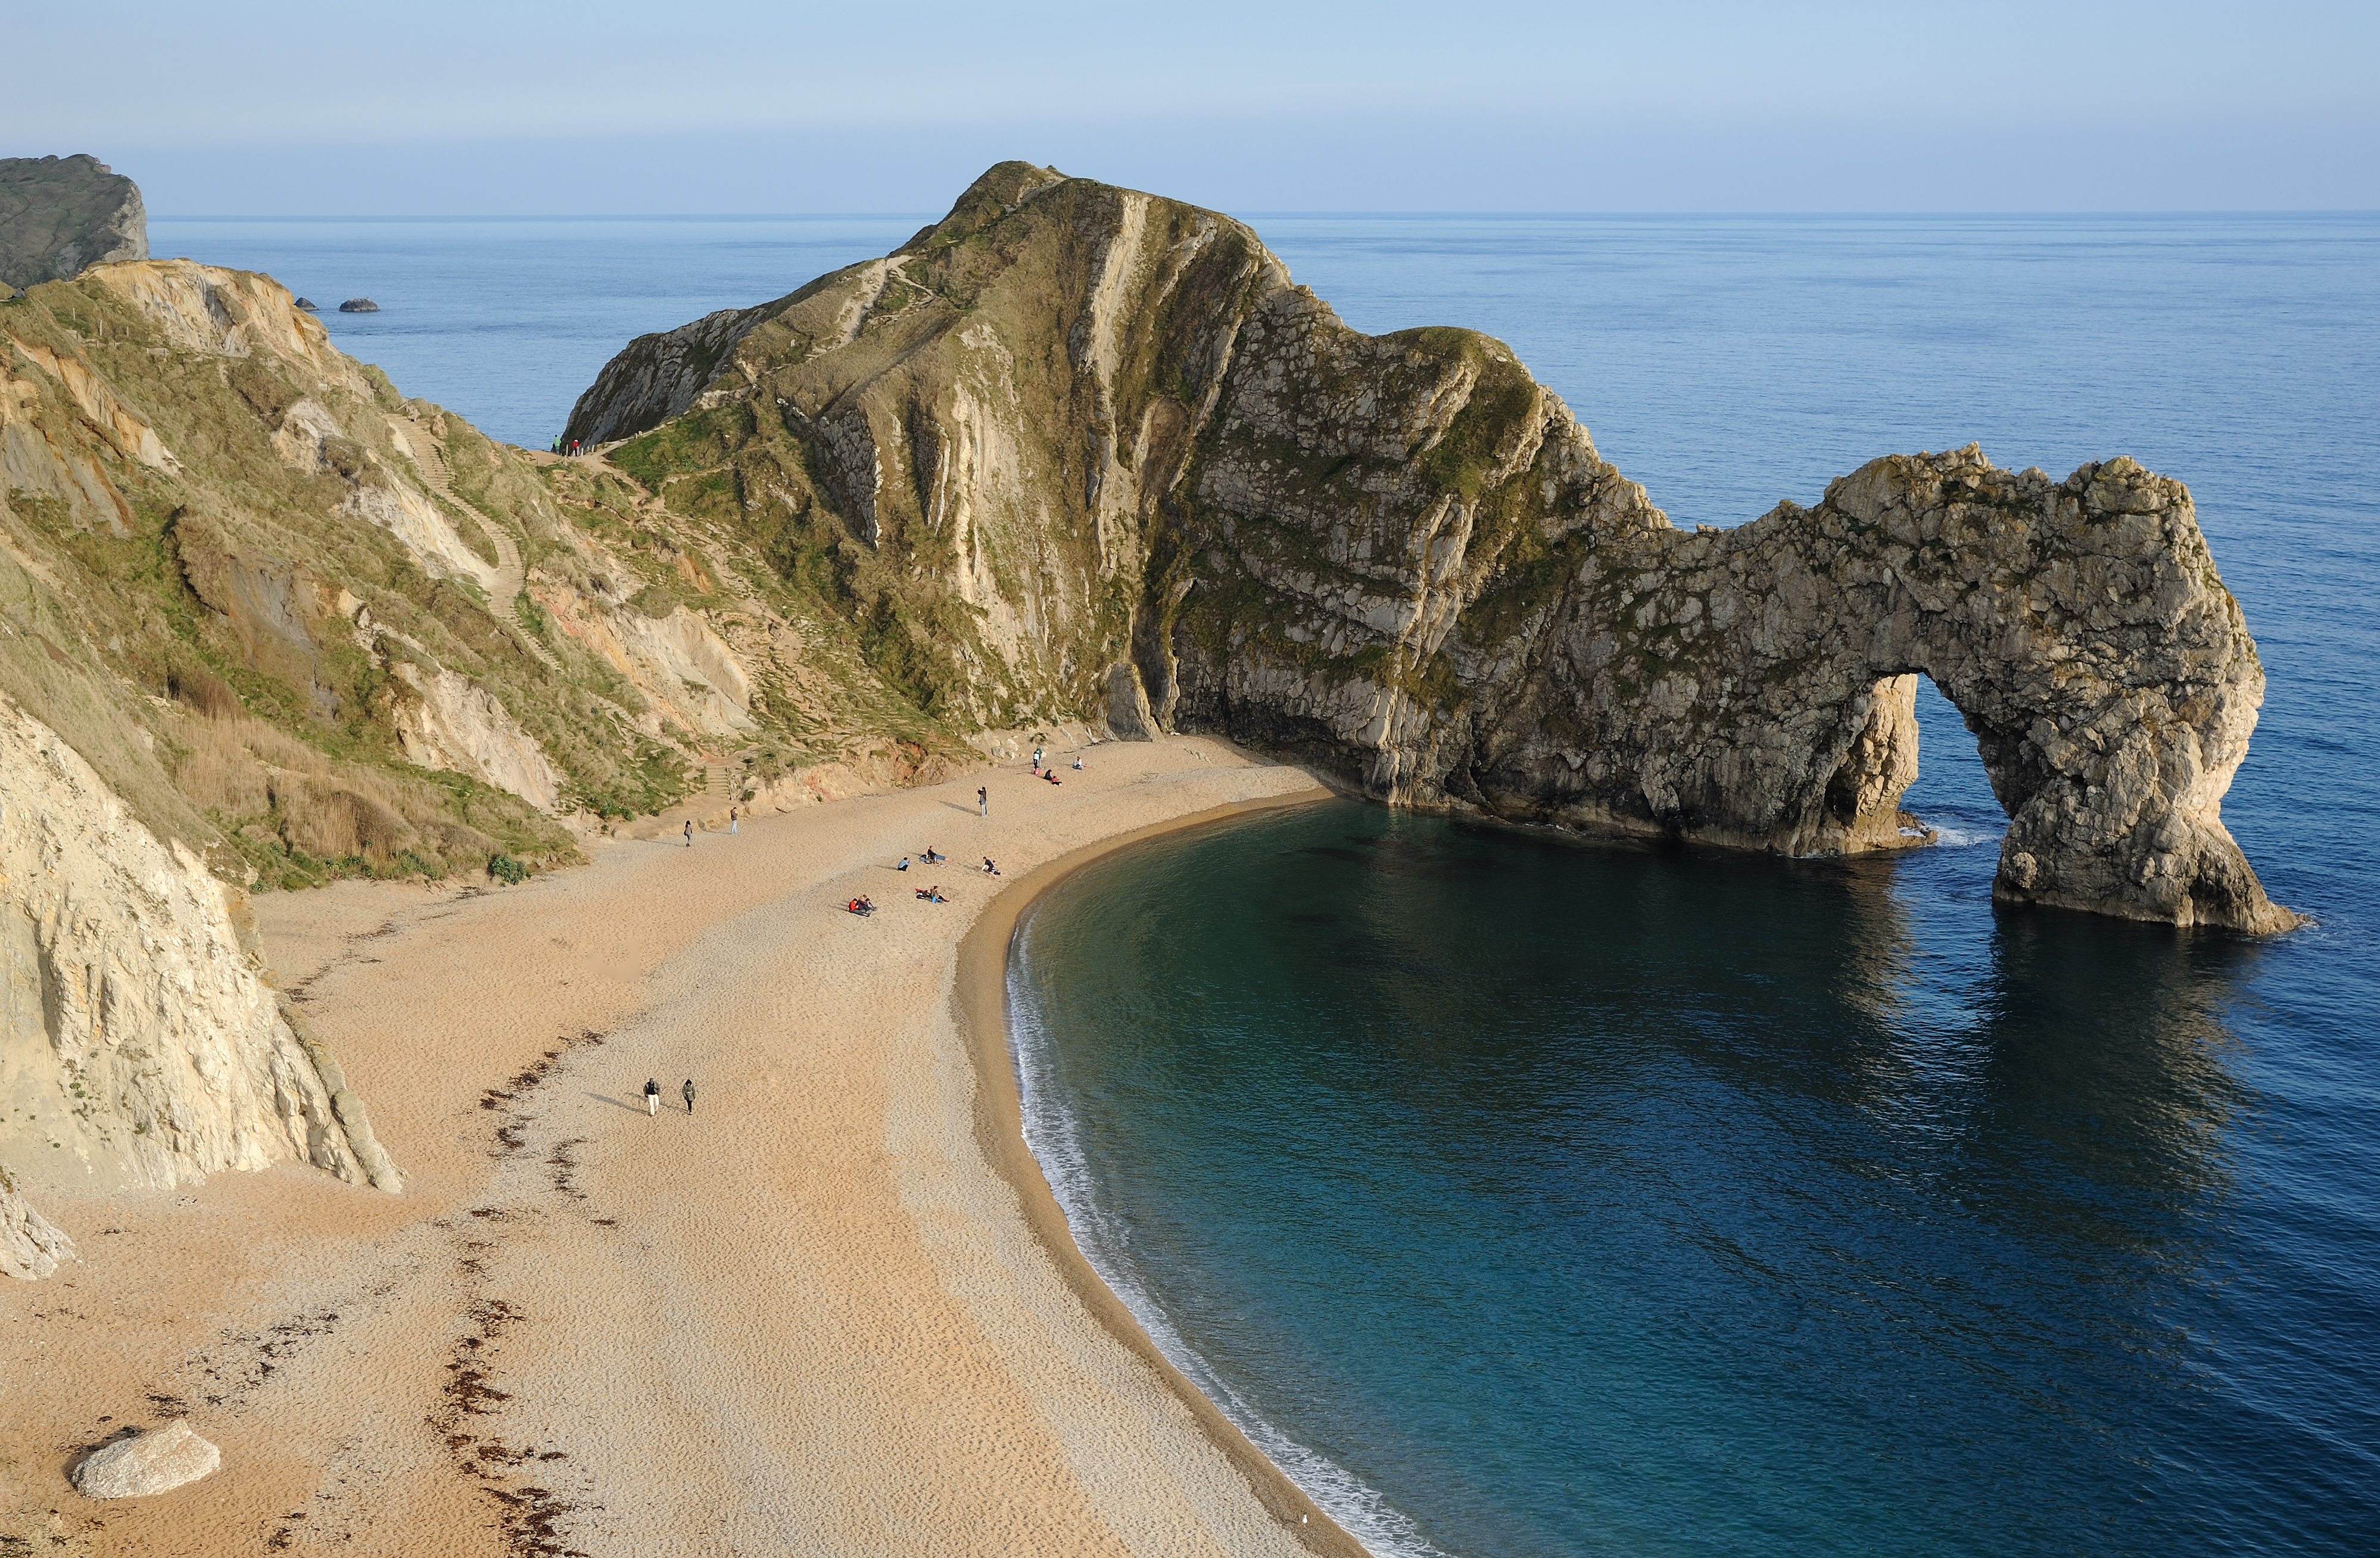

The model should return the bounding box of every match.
[0,157,147,292]
[2,693,399,1277]
[568,162,2294,933]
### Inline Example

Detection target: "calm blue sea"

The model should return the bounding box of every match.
[156,210,2379,1556]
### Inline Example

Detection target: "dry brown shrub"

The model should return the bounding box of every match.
[175,712,273,817]
[166,662,241,720]
[177,711,431,864]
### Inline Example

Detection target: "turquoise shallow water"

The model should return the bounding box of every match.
[152,209,2378,1555]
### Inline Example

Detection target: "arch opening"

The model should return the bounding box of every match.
[1901,674,2005,851]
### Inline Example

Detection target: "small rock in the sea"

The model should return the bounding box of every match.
[294,296,319,311]
[70,1420,221,1498]
[338,297,379,313]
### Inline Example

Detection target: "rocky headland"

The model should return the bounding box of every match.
[0,156,147,293]
[569,161,2296,934]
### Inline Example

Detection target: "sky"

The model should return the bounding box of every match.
[9,1,2376,214]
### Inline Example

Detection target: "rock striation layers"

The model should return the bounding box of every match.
[2,693,400,1277]
[566,163,2294,933]
[0,156,147,292]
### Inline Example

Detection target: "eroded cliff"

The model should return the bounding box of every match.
[2,257,979,893]
[569,162,2294,933]
[2,693,400,1277]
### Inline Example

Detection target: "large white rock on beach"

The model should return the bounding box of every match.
[70,1420,221,1498]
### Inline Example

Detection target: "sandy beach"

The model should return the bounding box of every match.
[0,736,1360,1557]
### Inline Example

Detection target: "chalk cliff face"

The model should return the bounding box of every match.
[0,156,147,292]
[2,693,400,1278]
[571,162,2294,933]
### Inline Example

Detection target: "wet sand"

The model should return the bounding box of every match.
[0,736,1357,1557]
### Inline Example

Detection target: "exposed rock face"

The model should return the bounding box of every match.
[568,162,2294,933]
[391,662,565,811]
[0,156,147,291]
[2,693,400,1277]
[70,1421,222,1498]
[2,1167,76,1279]
[565,300,777,445]
[1297,444,2290,932]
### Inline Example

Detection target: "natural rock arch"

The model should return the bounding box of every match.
[1241,445,2295,933]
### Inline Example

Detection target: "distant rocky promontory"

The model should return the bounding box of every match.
[0,155,146,291]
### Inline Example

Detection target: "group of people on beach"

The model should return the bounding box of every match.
[642,1077,695,1116]
[847,745,1091,920]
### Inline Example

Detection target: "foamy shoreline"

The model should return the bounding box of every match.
[998,814,1456,1558]
[1,736,1355,1557]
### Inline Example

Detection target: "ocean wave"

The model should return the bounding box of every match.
[1007,936,1459,1558]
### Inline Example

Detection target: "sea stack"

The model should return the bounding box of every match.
[338,297,380,312]
[0,155,147,291]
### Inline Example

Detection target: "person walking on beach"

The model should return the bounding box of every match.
[682,1078,696,1116]
[977,786,988,818]
[644,1078,660,1117]
[729,805,738,836]
[684,819,694,848]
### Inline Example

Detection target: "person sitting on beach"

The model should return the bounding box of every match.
[1044,769,1061,784]
[923,846,943,863]
[1071,756,1083,770]
[898,856,911,871]
[983,857,1000,876]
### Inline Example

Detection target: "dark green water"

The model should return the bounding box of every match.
[1010,797,2367,1557]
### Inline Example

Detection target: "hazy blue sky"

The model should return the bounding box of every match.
[11,1,2375,213]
